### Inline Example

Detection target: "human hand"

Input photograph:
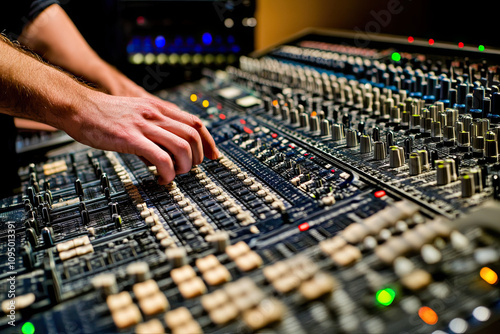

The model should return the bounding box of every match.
[63,90,219,184]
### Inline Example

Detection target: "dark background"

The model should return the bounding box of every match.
[59,0,500,86]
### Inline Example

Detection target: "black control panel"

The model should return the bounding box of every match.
[2,29,500,334]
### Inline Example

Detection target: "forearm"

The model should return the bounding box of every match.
[0,36,94,129]
[19,4,137,96]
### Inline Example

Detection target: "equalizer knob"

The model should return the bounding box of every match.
[431,121,443,139]
[290,109,299,125]
[461,173,475,198]
[409,153,422,176]
[320,119,331,136]
[389,147,403,168]
[331,124,344,141]
[310,115,320,132]
[359,135,372,153]
[299,113,309,128]
[458,131,470,147]
[346,129,358,148]
[485,138,498,161]
[436,161,451,186]
[373,141,386,160]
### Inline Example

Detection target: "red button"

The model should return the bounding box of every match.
[298,223,310,232]
[374,190,386,198]
[243,126,253,134]
[240,119,246,125]
[271,133,278,139]
[330,169,335,173]
[219,114,226,120]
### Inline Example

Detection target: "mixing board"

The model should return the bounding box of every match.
[2,29,500,333]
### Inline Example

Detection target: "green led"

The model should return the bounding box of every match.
[376,288,396,306]
[478,45,485,52]
[391,52,401,62]
[22,322,35,334]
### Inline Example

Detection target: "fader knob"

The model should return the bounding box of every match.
[290,109,299,124]
[310,116,319,132]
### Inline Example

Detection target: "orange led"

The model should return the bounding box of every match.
[480,267,498,285]
[418,306,438,325]
[272,100,279,107]
[311,111,317,117]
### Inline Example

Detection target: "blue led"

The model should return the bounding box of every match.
[231,45,241,53]
[186,37,195,45]
[227,35,235,44]
[155,35,166,48]
[194,45,203,53]
[215,35,222,44]
[202,32,213,45]
[174,36,183,46]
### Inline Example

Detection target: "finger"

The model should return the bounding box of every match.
[156,105,219,160]
[135,138,176,184]
[154,117,204,165]
[145,125,193,175]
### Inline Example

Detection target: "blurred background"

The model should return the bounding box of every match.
[60,0,497,90]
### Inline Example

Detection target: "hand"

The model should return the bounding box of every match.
[64,90,219,185]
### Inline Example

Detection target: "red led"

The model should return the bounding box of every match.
[271,133,278,139]
[330,169,336,173]
[240,119,246,125]
[243,126,253,134]
[136,16,145,25]
[428,39,435,45]
[219,114,226,120]
[298,223,310,232]
[304,153,309,156]
[408,36,414,43]
[374,190,386,198]
[458,42,464,48]
[288,144,296,149]
[309,156,314,160]
[217,103,223,110]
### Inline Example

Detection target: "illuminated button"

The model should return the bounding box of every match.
[136,319,164,334]
[298,222,309,231]
[107,292,133,312]
[178,277,206,299]
[374,190,386,198]
[375,288,396,306]
[418,306,438,325]
[190,94,198,102]
[480,267,498,285]
[133,279,160,299]
[165,307,193,329]
[171,265,196,285]
[202,100,210,108]
[139,292,169,316]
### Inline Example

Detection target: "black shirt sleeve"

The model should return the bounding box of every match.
[1,0,60,40]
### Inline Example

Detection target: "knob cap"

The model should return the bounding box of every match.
[310,115,319,132]
[461,173,475,198]
[331,124,344,141]
[320,119,331,136]
[360,135,372,153]
[374,141,386,160]
[346,129,358,148]
[299,113,309,128]
[409,153,422,176]
[389,147,403,168]
[436,162,451,186]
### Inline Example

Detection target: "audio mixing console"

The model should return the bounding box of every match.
[2,29,500,333]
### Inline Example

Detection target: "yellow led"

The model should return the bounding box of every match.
[202,100,209,108]
[480,267,498,285]
[190,94,198,102]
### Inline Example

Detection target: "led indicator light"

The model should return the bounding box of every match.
[22,322,35,334]
[298,223,310,232]
[408,36,414,43]
[190,94,198,102]
[428,39,435,46]
[480,267,498,285]
[418,306,438,325]
[391,52,401,62]
[202,100,209,108]
[376,288,396,306]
